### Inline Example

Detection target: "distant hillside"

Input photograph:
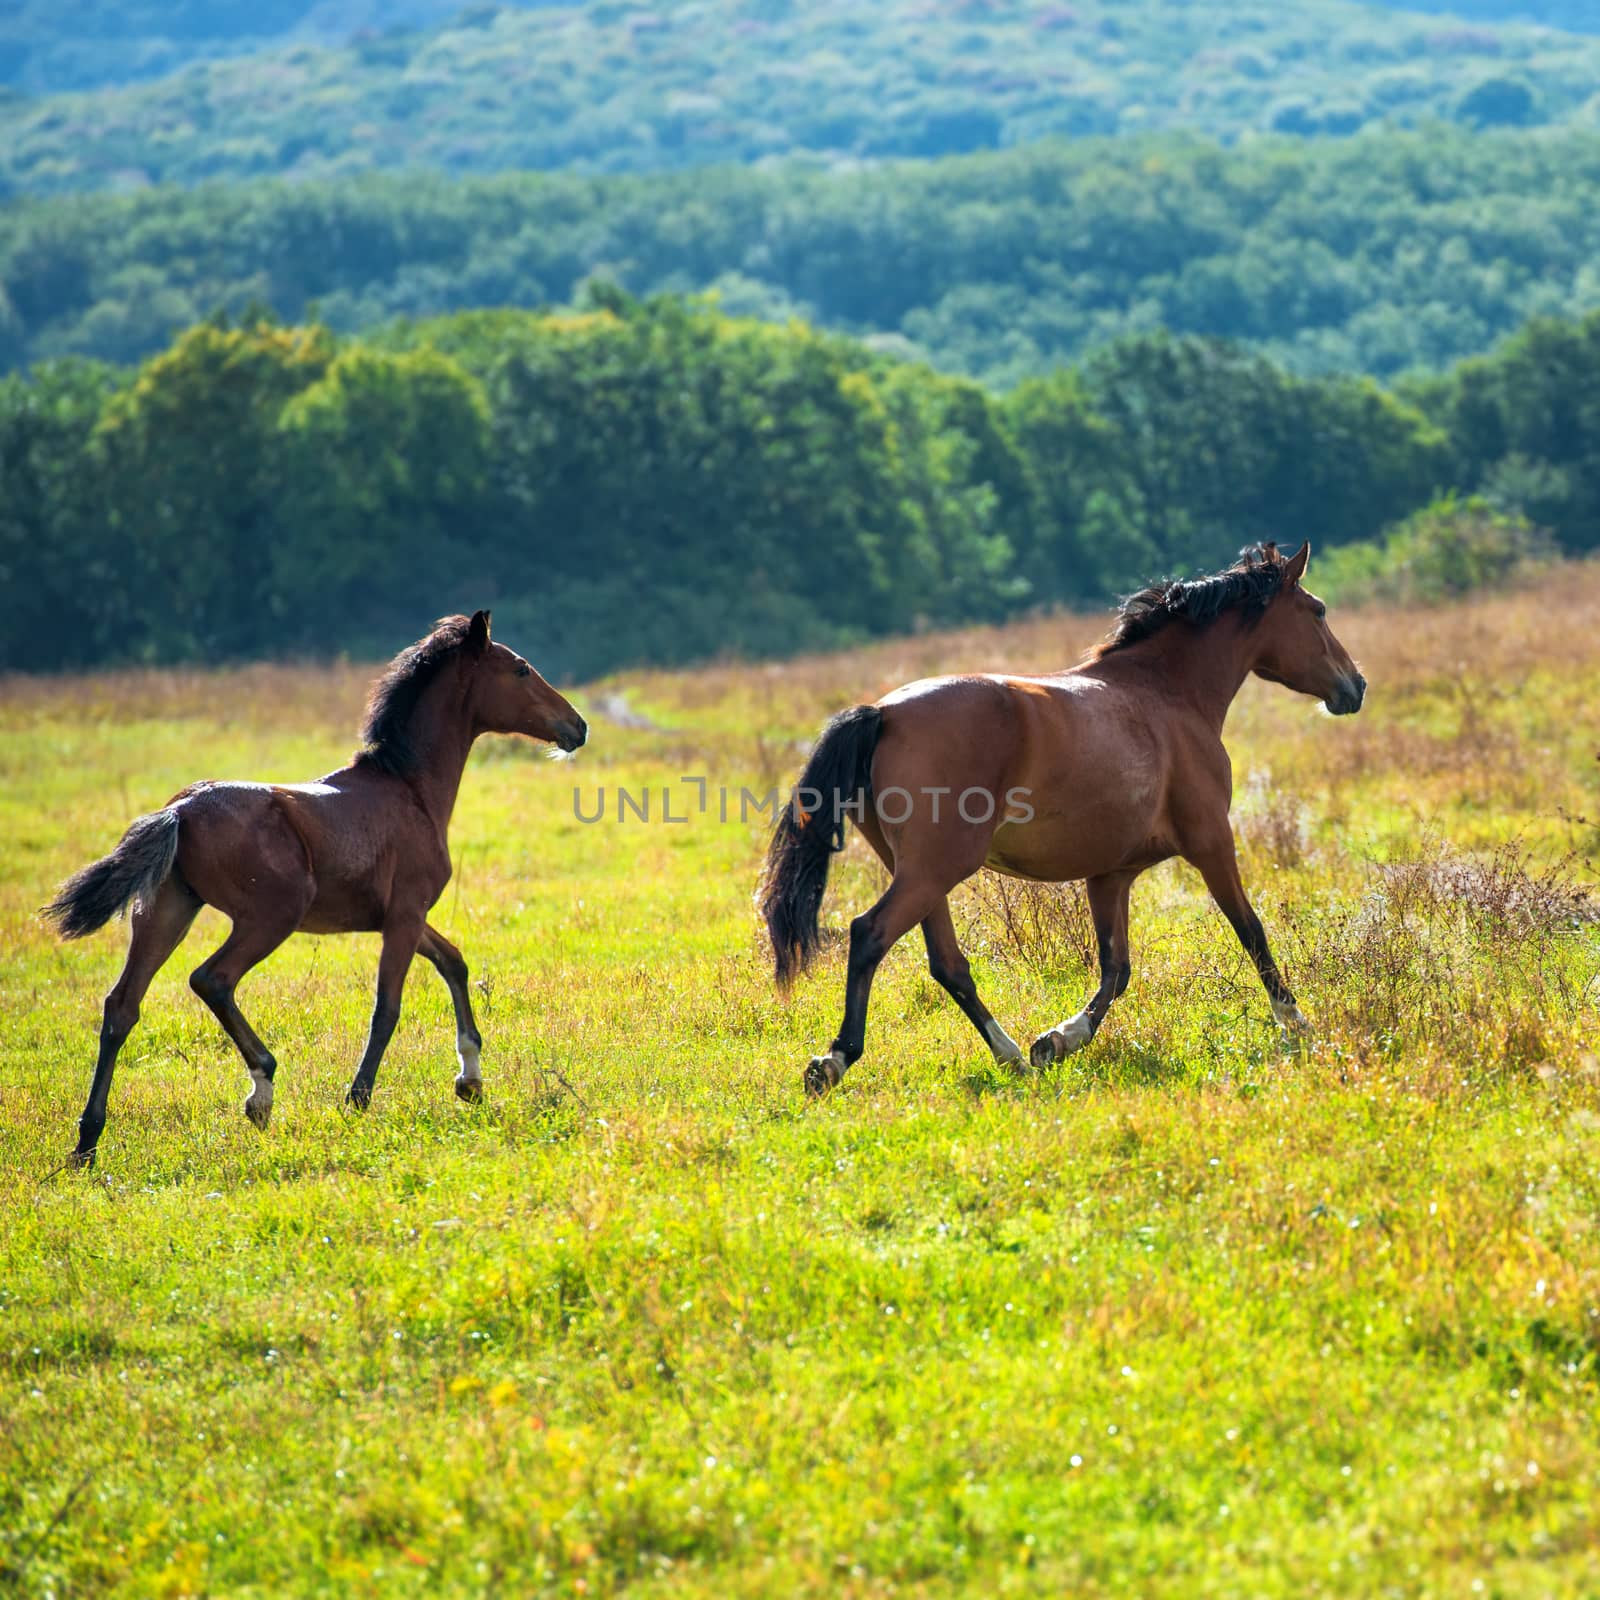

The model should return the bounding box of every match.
[8,129,1600,385]
[0,2,526,94]
[2,0,1598,196]
[1369,1,1599,30]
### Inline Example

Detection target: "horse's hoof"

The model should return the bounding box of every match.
[243,1097,272,1130]
[803,1053,844,1098]
[1030,1015,1094,1069]
[454,1075,484,1104]
[345,1087,371,1112]
[1029,1031,1063,1070]
[1273,1002,1314,1053]
[67,1146,96,1171]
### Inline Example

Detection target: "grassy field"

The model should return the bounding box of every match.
[2,570,1598,1596]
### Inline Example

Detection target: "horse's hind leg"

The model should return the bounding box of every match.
[190,907,303,1130]
[71,876,202,1167]
[418,923,484,1103]
[805,873,945,1096]
[1031,871,1135,1069]
[922,899,1023,1068]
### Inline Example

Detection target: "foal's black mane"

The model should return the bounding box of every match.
[358,615,474,776]
[1096,543,1290,657]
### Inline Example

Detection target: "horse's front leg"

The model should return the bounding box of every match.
[1030,871,1135,1068]
[346,915,425,1110]
[1188,839,1310,1046]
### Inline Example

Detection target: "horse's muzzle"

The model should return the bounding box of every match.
[1325,673,1366,716]
[556,716,589,751]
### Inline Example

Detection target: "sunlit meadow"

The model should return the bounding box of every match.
[2,568,1598,1596]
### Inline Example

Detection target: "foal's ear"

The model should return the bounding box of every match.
[1283,542,1311,586]
[467,609,492,654]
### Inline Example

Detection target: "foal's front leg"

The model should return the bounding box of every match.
[1030,871,1135,1068]
[345,915,424,1110]
[417,922,485,1102]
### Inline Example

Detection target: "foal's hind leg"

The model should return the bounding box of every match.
[922,899,1023,1068]
[190,905,304,1130]
[417,923,484,1103]
[71,876,201,1167]
[1030,871,1135,1069]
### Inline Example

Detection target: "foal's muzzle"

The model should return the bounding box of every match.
[555,715,589,751]
[1326,672,1366,716]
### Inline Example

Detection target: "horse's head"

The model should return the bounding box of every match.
[1251,544,1366,715]
[463,611,588,751]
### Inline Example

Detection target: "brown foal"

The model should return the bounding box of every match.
[45,610,586,1165]
[761,542,1366,1095]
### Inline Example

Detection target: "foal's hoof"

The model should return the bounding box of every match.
[1029,1015,1095,1070]
[803,1053,845,1098]
[67,1146,97,1171]
[454,1075,484,1104]
[243,1096,272,1130]
[345,1087,372,1112]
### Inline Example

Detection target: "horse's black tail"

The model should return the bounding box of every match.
[760,704,884,988]
[42,808,181,940]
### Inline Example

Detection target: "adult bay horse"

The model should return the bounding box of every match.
[760,542,1365,1095]
[44,610,587,1165]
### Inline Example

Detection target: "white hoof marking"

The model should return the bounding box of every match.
[456,1035,482,1085]
[1052,1013,1095,1056]
[1272,1000,1312,1032]
[245,1072,273,1127]
[983,1018,1025,1066]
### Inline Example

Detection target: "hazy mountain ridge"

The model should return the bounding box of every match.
[8,130,1600,386]
[2,0,1597,197]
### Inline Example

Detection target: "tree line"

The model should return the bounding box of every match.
[8,130,1600,389]
[3,291,1597,680]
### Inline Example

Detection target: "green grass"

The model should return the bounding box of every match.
[2,574,1598,1595]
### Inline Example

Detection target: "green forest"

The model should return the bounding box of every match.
[8,129,1600,385]
[6,0,1600,682]
[5,292,1597,679]
[3,0,1597,195]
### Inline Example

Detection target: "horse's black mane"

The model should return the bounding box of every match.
[357,615,473,776]
[1097,543,1290,656]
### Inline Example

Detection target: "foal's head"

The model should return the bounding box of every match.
[1249,543,1366,715]
[360,612,587,775]
[458,610,589,750]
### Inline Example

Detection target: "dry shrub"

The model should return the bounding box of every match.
[1268,835,1599,1058]
[1380,838,1600,941]
[958,872,1097,973]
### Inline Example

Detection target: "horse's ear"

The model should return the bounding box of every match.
[467,610,492,654]
[1284,542,1310,586]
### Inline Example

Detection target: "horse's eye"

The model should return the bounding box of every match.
[515,660,531,677]
[1312,603,1327,620]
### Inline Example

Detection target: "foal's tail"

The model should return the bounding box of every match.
[760,704,883,988]
[42,808,181,940]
